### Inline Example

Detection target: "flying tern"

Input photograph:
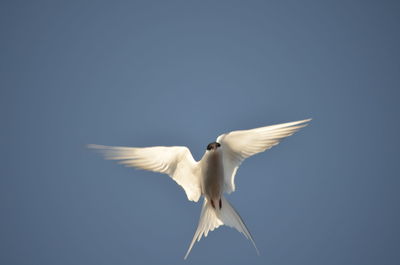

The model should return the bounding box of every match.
[88,118,311,259]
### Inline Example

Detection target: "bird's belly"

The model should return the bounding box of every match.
[203,152,224,201]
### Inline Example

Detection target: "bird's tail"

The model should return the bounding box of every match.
[184,196,259,259]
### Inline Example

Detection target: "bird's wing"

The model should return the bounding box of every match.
[216,119,311,193]
[88,144,201,202]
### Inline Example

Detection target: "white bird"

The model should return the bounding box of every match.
[88,118,311,259]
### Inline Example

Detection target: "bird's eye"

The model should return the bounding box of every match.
[217,143,221,148]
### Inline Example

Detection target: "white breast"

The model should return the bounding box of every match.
[201,150,224,201]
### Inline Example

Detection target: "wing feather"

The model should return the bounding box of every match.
[216,119,311,193]
[88,144,201,202]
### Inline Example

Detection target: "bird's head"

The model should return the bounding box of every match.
[206,142,221,151]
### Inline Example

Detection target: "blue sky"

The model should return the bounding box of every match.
[1,1,399,264]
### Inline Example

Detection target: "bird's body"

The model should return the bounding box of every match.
[88,119,311,259]
[202,145,224,209]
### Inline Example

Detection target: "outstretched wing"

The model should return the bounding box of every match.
[88,144,201,202]
[216,119,311,193]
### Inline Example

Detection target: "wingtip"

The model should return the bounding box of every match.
[300,118,312,123]
[87,144,105,149]
[296,118,312,127]
[282,118,311,129]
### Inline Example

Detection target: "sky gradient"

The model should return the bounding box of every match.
[1,1,400,264]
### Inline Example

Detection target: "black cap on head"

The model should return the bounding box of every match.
[206,142,221,151]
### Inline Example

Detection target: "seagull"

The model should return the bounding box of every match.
[88,118,311,259]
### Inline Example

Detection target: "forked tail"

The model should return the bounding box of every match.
[184,196,259,259]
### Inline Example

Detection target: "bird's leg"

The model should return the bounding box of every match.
[219,198,222,209]
[210,199,215,209]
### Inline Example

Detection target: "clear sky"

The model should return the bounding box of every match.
[1,1,399,264]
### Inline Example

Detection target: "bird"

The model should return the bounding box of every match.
[88,118,311,259]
